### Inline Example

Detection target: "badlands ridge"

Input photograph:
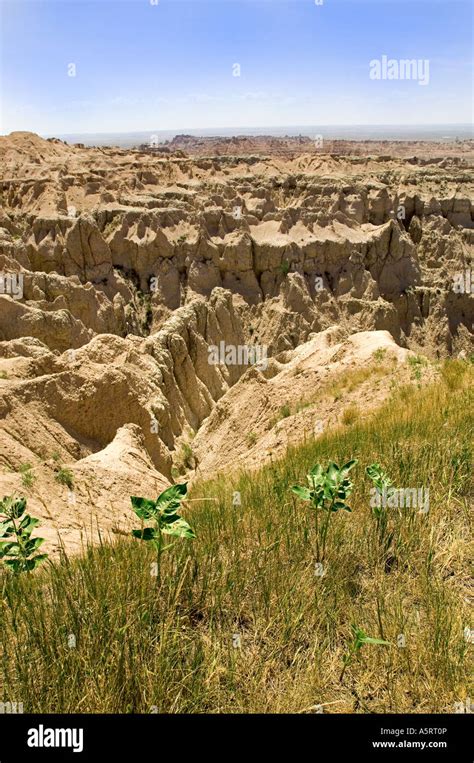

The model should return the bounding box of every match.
[0,131,472,552]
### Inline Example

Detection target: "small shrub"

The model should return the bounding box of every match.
[55,467,74,490]
[407,354,427,383]
[341,404,360,426]
[19,463,35,489]
[372,348,387,363]
[366,463,394,559]
[292,460,358,562]
[269,403,292,429]
[340,625,390,682]
[247,431,257,447]
[0,496,48,573]
[174,442,196,474]
[131,483,195,583]
[182,443,194,467]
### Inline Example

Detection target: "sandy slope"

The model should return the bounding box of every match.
[0,132,472,553]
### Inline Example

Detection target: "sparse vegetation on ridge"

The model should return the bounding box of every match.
[19,462,35,489]
[54,466,74,490]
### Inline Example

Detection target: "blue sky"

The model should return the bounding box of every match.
[0,0,472,135]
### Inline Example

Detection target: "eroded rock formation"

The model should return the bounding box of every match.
[0,132,472,552]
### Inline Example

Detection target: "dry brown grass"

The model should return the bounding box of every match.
[1,360,472,713]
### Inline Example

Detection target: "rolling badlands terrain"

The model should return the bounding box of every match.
[0,131,472,554]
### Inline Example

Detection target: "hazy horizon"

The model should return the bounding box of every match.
[1,0,472,135]
[36,123,473,148]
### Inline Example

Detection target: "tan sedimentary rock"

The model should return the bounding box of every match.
[0,132,472,552]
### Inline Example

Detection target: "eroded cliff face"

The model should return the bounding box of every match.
[0,132,472,552]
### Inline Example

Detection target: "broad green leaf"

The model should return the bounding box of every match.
[0,497,26,519]
[323,484,334,500]
[161,517,195,540]
[308,464,323,479]
[340,459,358,475]
[30,554,48,569]
[160,512,180,526]
[131,527,156,542]
[1,542,20,556]
[0,541,17,558]
[131,496,157,519]
[10,498,27,519]
[366,464,380,478]
[24,537,45,555]
[291,485,312,501]
[366,463,392,489]
[3,558,23,572]
[20,515,40,533]
[155,483,188,514]
[361,636,391,646]
[0,521,14,537]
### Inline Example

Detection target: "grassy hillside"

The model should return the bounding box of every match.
[1,360,472,713]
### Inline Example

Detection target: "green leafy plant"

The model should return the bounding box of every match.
[131,483,195,583]
[182,443,195,468]
[292,460,358,562]
[246,431,257,447]
[366,463,394,558]
[340,625,390,682]
[0,496,48,573]
[54,467,74,490]
[19,462,35,489]
[280,260,290,277]
[408,354,426,383]
[372,347,387,363]
[174,442,196,475]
